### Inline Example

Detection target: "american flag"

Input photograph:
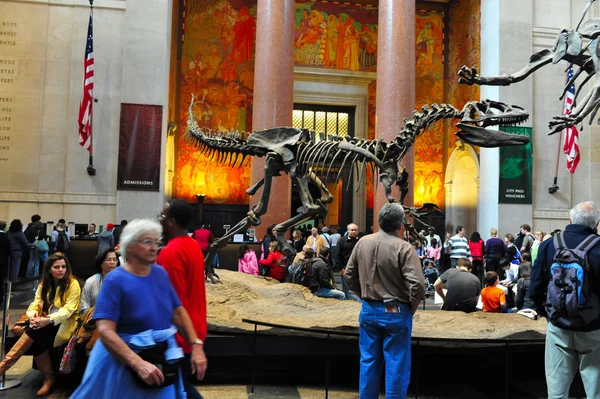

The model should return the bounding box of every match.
[563,65,580,173]
[78,12,94,153]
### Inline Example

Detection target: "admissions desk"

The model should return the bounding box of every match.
[68,237,99,279]
[67,238,264,278]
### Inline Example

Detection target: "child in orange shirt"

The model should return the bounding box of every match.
[481,271,509,313]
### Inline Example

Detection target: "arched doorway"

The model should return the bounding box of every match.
[445,143,479,235]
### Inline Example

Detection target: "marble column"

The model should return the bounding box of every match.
[250,0,295,237]
[374,0,415,228]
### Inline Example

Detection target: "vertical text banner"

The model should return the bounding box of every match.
[117,104,163,191]
[498,126,532,204]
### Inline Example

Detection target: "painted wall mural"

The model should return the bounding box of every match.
[294,0,378,72]
[175,0,479,208]
[176,0,257,204]
[413,11,445,208]
[447,0,481,156]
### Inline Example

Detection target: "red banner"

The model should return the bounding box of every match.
[117,103,163,191]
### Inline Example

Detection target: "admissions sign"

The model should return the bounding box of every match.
[117,104,163,191]
[498,126,533,204]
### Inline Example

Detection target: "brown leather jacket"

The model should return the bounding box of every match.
[344,231,426,313]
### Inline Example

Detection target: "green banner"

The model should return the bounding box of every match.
[498,126,533,204]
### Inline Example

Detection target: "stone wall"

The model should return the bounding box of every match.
[0,0,170,227]
[479,0,600,238]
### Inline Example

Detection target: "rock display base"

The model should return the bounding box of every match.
[207,270,547,340]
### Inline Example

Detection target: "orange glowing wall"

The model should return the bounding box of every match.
[176,0,257,204]
[447,0,481,157]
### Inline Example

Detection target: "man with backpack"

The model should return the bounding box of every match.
[519,224,535,253]
[51,220,70,254]
[530,201,600,398]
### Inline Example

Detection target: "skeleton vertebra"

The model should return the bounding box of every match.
[187,95,530,283]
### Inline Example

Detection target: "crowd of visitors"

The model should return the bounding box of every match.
[0,200,598,398]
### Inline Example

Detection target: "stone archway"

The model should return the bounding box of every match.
[444,142,480,235]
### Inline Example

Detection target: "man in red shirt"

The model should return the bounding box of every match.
[158,199,207,399]
[192,225,214,256]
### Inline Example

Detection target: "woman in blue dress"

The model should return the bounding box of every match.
[71,219,207,399]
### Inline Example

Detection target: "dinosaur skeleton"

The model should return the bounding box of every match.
[186,96,530,283]
[458,0,600,135]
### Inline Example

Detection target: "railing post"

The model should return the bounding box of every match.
[251,323,257,394]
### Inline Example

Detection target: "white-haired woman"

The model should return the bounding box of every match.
[71,219,207,399]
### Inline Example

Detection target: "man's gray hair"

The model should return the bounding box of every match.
[570,201,600,229]
[322,226,329,233]
[378,203,405,233]
[347,223,358,230]
[119,218,163,260]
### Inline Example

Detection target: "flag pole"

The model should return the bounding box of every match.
[86,0,96,176]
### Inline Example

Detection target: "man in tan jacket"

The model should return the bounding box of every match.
[344,203,426,399]
[305,227,326,256]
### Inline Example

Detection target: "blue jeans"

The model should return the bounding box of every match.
[27,248,48,277]
[341,275,362,302]
[450,257,459,268]
[359,300,413,399]
[315,288,346,300]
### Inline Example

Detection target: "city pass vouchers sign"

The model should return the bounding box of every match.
[117,104,163,191]
[498,126,532,204]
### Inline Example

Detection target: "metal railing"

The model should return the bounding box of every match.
[242,318,546,399]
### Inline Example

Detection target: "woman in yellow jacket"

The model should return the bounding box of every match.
[0,252,80,396]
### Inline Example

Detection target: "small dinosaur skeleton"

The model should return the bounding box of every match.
[458,0,600,135]
[187,95,530,283]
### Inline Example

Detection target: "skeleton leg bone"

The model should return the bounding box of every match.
[204,155,283,283]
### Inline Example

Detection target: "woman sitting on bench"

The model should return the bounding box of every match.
[0,252,81,396]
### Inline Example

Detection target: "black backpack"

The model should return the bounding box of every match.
[290,259,311,287]
[55,230,70,253]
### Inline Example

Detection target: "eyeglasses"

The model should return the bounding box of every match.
[137,239,163,248]
[157,213,166,221]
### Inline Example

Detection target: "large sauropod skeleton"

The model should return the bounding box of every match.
[458,0,600,135]
[186,96,530,282]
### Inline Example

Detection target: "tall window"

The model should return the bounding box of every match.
[292,104,354,138]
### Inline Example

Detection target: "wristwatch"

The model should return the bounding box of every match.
[191,339,203,346]
[49,318,55,326]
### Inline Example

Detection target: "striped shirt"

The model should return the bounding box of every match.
[446,234,471,259]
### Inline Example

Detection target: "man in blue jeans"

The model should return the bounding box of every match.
[344,203,426,399]
[309,247,346,300]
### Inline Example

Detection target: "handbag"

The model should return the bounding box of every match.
[35,239,49,253]
[10,304,47,336]
[130,341,182,389]
[59,332,78,374]
[10,312,29,336]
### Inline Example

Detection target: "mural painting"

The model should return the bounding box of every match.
[294,0,378,72]
[447,0,481,156]
[175,0,477,209]
[414,11,445,208]
[176,0,257,204]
